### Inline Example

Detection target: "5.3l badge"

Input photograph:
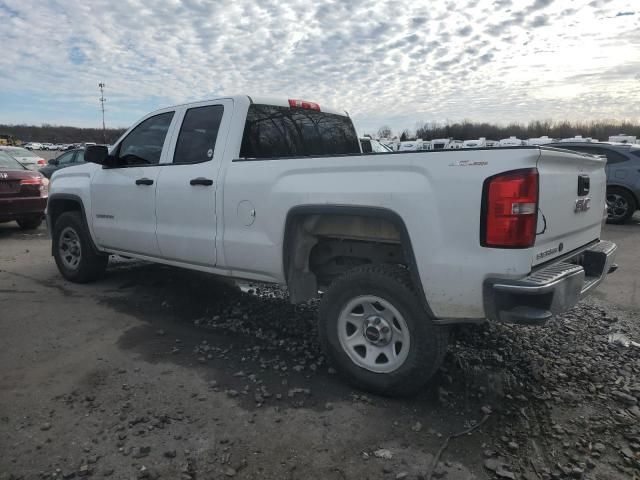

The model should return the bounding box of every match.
[575,197,591,212]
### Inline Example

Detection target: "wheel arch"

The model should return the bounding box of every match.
[47,193,101,256]
[282,205,435,317]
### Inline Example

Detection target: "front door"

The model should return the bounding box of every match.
[155,99,232,266]
[90,110,175,255]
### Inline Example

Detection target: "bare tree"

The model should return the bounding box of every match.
[377,125,392,139]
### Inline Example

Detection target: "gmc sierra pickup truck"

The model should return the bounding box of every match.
[47,95,617,395]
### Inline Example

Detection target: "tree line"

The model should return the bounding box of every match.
[0,124,127,144]
[376,120,640,142]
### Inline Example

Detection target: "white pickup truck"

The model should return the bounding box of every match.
[47,95,617,395]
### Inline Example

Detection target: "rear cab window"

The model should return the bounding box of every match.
[240,104,360,159]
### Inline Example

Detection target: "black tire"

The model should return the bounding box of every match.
[17,216,42,230]
[606,187,636,224]
[52,211,108,283]
[318,264,449,396]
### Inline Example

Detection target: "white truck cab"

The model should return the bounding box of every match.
[47,95,617,395]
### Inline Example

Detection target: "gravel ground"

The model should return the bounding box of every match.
[0,221,639,480]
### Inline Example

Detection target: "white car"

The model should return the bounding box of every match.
[499,136,526,147]
[431,138,463,150]
[360,138,393,153]
[23,142,43,150]
[0,146,47,170]
[46,95,617,395]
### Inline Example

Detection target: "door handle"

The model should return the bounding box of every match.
[135,178,154,185]
[190,177,214,186]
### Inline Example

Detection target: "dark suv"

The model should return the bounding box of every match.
[547,142,640,224]
[38,148,85,179]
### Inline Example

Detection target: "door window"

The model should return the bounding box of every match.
[56,151,75,165]
[116,112,174,166]
[74,150,85,163]
[173,105,224,164]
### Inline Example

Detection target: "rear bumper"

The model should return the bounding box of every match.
[484,240,617,325]
[0,197,47,222]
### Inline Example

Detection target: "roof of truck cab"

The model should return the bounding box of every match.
[146,95,348,117]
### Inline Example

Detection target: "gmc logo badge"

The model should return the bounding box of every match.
[575,197,591,212]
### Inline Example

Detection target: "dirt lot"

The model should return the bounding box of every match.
[1,218,639,480]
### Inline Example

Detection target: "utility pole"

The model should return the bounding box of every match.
[98,82,106,144]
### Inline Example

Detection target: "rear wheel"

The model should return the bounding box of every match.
[606,187,636,224]
[17,216,42,230]
[318,264,449,396]
[53,211,108,283]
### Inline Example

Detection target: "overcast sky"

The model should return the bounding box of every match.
[0,0,638,135]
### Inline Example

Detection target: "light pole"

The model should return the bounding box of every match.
[98,82,106,144]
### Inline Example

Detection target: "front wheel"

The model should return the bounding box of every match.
[318,264,449,396]
[52,211,108,283]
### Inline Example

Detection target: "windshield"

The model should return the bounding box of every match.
[0,151,25,169]
[4,147,38,158]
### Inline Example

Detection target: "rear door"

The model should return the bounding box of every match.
[533,148,607,266]
[155,99,232,266]
[90,110,176,255]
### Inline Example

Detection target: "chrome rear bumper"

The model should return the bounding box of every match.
[485,240,617,325]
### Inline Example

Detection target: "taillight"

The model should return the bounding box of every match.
[37,159,46,165]
[481,168,538,248]
[20,176,49,197]
[288,99,321,111]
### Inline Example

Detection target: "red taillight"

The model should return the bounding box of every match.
[37,159,46,165]
[481,168,538,248]
[20,177,42,185]
[288,99,321,111]
[20,176,48,197]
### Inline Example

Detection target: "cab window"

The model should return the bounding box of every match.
[116,112,174,166]
[173,105,224,164]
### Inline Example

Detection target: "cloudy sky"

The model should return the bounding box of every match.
[0,0,638,134]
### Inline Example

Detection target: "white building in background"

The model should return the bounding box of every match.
[559,135,595,143]
[499,136,525,147]
[527,136,554,145]
[609,134,637,144]
[430,138,464,150]
[463,137,487,148]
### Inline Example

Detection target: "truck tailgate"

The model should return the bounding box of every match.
[533,148,607,266]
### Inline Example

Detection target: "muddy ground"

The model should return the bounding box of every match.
[1,218,639,480]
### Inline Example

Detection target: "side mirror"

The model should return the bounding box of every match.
[85,145,110,165]
[48,159,58,166]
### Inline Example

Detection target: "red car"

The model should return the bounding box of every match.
[0,150,49,230]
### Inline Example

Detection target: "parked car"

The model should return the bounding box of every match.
[360,138,393,153]
[431,138,463,149]
[398,140,427,151]
[47,95,616,395]
[23,142,43,150]
[39,148,85,179]
[0,150,48,229]
[463,137,488,148]
[0,146,47,170]
[547,141,640,223]
[499,136,525,146]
